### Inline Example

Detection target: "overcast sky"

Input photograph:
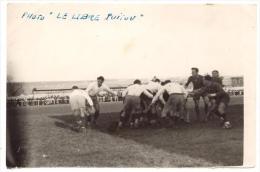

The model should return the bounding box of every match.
[7,4,256,82]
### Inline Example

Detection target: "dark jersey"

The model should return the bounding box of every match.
[185,75,204,90]
[212,77,223,86]
[163,91,169,101]
[196,82,229,104]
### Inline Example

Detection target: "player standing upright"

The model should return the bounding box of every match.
[212,70,223,86]
[185,68,208,122]
[86,76,117,126]
[207,70,224,120]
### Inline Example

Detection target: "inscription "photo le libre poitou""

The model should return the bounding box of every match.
[21,11,144,22]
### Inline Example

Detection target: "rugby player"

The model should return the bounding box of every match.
[140,78,161,126]
[185,67,208,122]
[118,79,154,128]
[151,80,188,127]
[86,76,117,126]
[69,86,95,132]
[207,70,224,120]
[191,75,232,129]
[212,70,223,86]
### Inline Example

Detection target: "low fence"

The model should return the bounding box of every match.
[7,95,123,107]
[7,87,243,107]
[226,89,244,96]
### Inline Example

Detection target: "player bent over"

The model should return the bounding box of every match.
[69,86,95,132]
[151,81,189,128]
[140,78,161,126]
[191,75,231,129]
[118,79,153,128]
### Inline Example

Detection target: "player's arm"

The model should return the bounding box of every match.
[84,92,94,106]
[103,84,117,96]
[214,84,226,97]
[191,87,206,97]
[184,76,192,88]
[82,91,95,113]
[143,89,153,99]
[122,88,128,97]
[151,88,165,104]
[181,85,189,98]
[159,93,166,105]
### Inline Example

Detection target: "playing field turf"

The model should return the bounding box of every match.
[7,96,243,167]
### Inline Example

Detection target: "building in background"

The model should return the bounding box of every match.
[222,76,243,87]
[230,77,243,87]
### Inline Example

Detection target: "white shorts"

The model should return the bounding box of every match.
[70,94,86,111]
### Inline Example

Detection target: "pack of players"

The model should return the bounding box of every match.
[69,68,232,132]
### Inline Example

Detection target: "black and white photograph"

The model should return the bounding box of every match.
[5,2,257,168]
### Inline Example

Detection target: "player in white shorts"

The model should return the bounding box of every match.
[119,79,154,128]
[151,81,189,127]
[86,76,117,126]
[140,78,161,126]
[70,86,95,132]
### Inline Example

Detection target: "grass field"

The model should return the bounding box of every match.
[7,96,244,167]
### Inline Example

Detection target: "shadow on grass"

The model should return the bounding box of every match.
[7,107,29,167]
[49,104,244,166]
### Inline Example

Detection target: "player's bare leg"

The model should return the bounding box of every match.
[79,108,87,133]
[127,106,138,129]
[217,102,231,129]
[84,110,92,129]
[194,99,201,122]
[205,99,216,122]
[91,102,100,128]
[118,111,125,128]
[203,96,209,114]
[168,110,176,128]
[159,108,168,128]
[71,109,83,132]
[183,99,191,124]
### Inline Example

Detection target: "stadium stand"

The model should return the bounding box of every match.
[7,87,125,107]
[7,86,243,107]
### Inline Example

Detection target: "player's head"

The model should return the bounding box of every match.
[151,76,158,82]
[163,80,171,85]
[191,67,199,76]
[133,79,141,85]
[72,85,79,90]
[97,76,105,87]
[212,70,219,78]
[161,81,165,86]
[154,78,160,83]
[203,75,212,86]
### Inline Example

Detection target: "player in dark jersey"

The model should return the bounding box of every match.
[212,70,223,86]
[185,68,208,122]
[191,75,231,129]
[208,70,224,120]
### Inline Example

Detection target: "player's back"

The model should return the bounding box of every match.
[145,81,161,93]
[126,84,145,97]
[164,82,185,94]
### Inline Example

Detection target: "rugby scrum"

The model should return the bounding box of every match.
[69,67,232,133]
